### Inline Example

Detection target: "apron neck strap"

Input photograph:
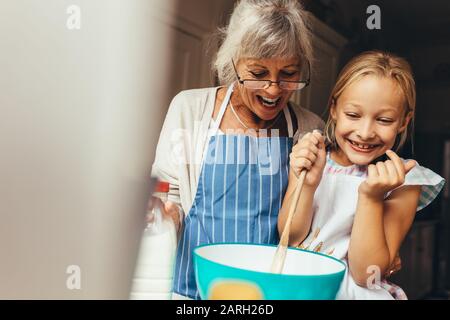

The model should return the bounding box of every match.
[283,104,294,138]
[211,83,234,133]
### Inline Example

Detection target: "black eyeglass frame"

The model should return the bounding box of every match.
[231,58,311,91]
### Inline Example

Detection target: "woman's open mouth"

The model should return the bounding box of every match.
[347,139,380,153]
[257,95,281,108]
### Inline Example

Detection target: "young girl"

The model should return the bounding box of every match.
[278,51,445,299]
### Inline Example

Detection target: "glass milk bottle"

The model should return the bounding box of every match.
[130,181,177,300]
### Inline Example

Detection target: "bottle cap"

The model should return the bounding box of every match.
[154,181,169,193]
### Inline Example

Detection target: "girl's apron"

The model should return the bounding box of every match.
[300,154,407,299]
[173,84,294,299]
[307,171,396,299]
[303,152,444,299]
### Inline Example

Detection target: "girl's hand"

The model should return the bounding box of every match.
[289,130,326,188]
[359,150,416,201]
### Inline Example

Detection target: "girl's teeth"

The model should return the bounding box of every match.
[350,140,376,149]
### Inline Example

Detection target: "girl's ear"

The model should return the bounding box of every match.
[398,110,413,133]
[330,99,337,121]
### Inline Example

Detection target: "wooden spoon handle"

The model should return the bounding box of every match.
[270,170,306,273]
[279,170,306,247]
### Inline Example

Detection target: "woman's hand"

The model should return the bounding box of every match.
[385,253,402,278]
[358,150,416,201]
[289,130,326,188]
[147,197,182,234]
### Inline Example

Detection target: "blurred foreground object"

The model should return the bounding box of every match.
[0,0,175,298]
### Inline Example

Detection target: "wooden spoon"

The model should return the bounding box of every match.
[270,170,306,274]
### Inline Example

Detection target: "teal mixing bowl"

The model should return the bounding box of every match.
[194,243,346,300]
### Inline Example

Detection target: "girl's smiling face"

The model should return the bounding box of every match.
[331,75,412,166]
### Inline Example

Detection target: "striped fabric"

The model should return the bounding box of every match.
[381,281,408,300]
[173,84,295,299]
[173,135,293,299]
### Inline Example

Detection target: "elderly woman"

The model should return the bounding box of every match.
[151,0,323,299]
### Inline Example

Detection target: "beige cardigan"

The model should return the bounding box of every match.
[151,86,324,217]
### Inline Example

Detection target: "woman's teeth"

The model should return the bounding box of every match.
[258,96,281,107]
[348,140,378,150]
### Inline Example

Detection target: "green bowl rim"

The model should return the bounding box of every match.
[193,242,347,279]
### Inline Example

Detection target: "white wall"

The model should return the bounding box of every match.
[167,0,234,92]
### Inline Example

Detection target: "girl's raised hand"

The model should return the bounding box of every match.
[289,130,326,188]
[358,150,416,200]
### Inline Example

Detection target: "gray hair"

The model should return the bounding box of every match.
[213,0,313,85]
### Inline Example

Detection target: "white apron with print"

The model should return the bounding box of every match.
[300,154,445,300]
[301,172,395,299]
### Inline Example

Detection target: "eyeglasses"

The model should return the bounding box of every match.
[232,59,310,91]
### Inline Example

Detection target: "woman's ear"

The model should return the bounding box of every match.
[398,110,413,133]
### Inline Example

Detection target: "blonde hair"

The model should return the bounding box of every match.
[213,0,313,85]
[324,50,416,152]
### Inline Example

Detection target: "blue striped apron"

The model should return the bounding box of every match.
[173,84,294,299]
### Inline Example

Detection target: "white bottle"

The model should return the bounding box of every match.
[130,181,177,300]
